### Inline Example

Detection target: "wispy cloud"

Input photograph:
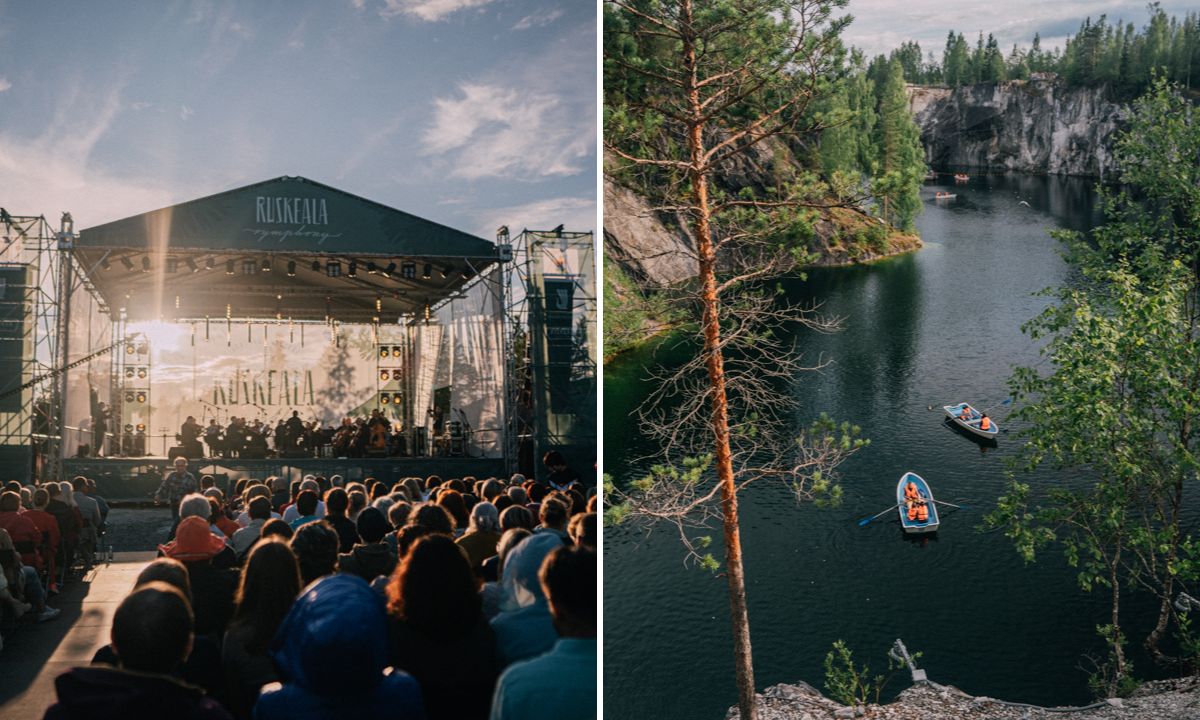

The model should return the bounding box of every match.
[180,104,195,120]
[0,81,178,227]
[472,196,595,238]
[0,77,11,93]
[513,7,564,30]
[380,0,496,22]
[422,82,591,180]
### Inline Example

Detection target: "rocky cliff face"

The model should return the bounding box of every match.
[908,77,1125,178]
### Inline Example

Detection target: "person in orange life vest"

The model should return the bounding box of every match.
[979,413,991,431]
[904,481,920,509]
[907,503,918,521]
[916,501,929,523]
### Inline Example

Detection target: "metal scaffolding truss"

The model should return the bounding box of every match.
[502,228,596,481]
[0,211,72,480]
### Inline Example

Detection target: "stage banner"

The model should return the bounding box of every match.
[543,278,575,412]
[0,267,28,414]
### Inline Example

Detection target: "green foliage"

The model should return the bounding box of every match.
[823,640,920,706]
[1086,625,1140,699]
[871,58,925,231]
[602,256,684,357]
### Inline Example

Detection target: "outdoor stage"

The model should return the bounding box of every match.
[64,455,507,500]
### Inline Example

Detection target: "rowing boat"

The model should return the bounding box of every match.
[943,402,999,440]
[896,471,939,534]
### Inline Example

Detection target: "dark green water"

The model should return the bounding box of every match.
[602,174,1169,719]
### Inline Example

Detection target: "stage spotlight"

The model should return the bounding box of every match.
[120,256,134,271]
[261,258,272,272]
[287,261,296,277]
[206,257,216,270]
[422,263,432,280]
[310,260,320,272]
[399,262,414,279]
[392,369,402,380]
[166,258,179,273]
[226,260,235,275]
[243,260,256,275]
[137,367,147,379]
[423,302,431,322]
[392,393,403,405]
[461,267,472,279]
[441,265,451,278]
[326,261,341,277]
[136,423,146,432]
[385,262,398,276]
[379,347,389,359]
[348,261,357,278]
[380,393,390,405]
[100,257,110,270]
[185,258,199,273]
[136,392,146,404]
[124,424,133,433]
[367,262,378,274]
[380,370,390,381]
[141,256,151,272]
[124,392,134,403]
[391,346,401,357]
[125,344,135,355]
[124,368,134,379]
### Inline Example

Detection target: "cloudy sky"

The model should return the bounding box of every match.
[841,0,1199,59]
[0,0,595,239]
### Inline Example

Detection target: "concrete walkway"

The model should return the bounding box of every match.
[0,552,154,720]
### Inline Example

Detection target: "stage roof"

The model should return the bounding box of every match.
[73,176,504,323]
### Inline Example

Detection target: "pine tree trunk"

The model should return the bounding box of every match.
[681,1,755,716]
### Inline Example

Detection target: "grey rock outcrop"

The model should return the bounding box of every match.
[603,179,696,289]
[907,77,1125,178]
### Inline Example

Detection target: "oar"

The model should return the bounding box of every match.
[858,503,902,526]
[932,500,968,510]
[981,398,1012,413]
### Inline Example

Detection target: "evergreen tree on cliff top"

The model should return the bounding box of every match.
[605,2,867,718]
[872,58,924,231]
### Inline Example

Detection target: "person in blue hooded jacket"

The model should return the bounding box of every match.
[254,573,425,720]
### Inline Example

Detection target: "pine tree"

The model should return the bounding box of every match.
[872,58,924,230]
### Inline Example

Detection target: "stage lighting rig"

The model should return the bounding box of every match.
[399,262,415,279]
[226,260,235,275]
[185,258,199,273]
[287,261,296,277]
[120,256,135,271]
[141,257,151,272]
[422,263,432,280]
[326,261,341,277]
[348,261,357,278]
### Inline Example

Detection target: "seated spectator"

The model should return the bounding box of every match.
[456,502,501,572]
[236,484,281,528]
[499,505,534,532]
[383,501,412,556]
[408,503,454,535]
[45,582,232,719]
[568,512,596,550]
[45,483,79,580]
[210,498,240,540]
[91,559,222,697]
[337,508,395,583]
[158,516,237,637]
[282,480,325,524]
[259,518,293,544]
[23,488,61,592]
[490,532,564,666]
[177,494,237,569]
[85,479,110,530]
[0,491,44,573]
[481,529,532,617]
[0,527,58,621]
[322,488,359,553]
[534,497,571,544]
[256,574,424,720]
[269,477,290,515]
[387,535,498,720]
[222,539,301,720]
[436,490,469,535]
[231,497,272,559]
[287,490,321,531]
[71,477,102,564]
[489,546,596,720]
[289,521,338,587]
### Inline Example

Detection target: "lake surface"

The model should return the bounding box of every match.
[602,174,1171,719]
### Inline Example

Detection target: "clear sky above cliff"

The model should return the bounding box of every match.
[0,0,596,238]
[842,0,1199,60]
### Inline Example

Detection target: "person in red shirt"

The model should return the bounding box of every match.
[0,490,43,571]
[23,487,61,591]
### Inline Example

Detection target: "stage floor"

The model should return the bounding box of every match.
[64,455,507,500]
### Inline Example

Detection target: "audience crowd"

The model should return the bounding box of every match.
[2,463,597,720]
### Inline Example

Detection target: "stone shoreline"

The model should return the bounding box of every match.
[725,677,1200,720]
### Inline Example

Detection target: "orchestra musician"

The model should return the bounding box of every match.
[178,415,204,459]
